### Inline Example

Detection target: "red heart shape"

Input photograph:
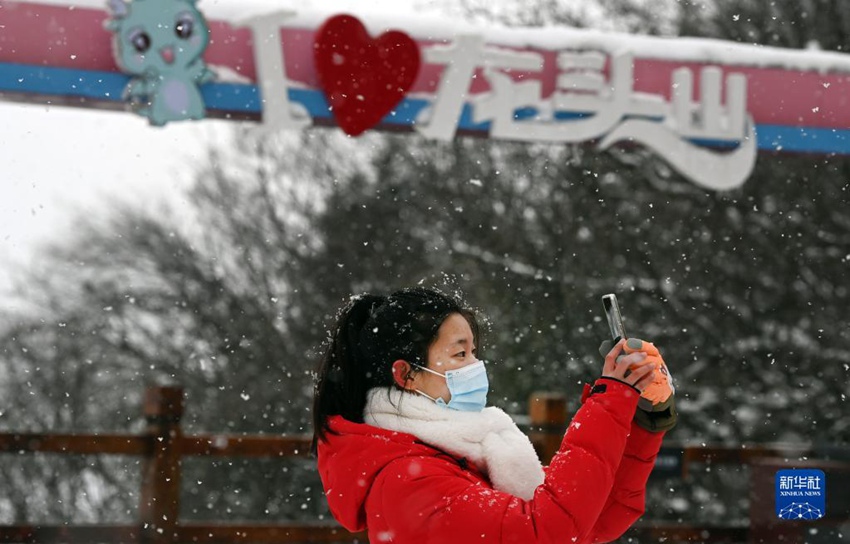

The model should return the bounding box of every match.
[314,14,421,136]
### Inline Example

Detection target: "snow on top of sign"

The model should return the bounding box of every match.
[21,0,850,74]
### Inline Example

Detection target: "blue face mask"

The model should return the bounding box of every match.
[414,360,489,412]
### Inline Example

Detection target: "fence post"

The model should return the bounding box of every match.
[140,385,184,544]
[528,392,567,465]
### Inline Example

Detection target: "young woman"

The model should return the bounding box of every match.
[313,287,676,544]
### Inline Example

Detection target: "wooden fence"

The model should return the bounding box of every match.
[0,385,847,543]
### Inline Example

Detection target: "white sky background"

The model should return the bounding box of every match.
[0,0,443,293]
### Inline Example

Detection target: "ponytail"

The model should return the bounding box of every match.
[311,294,385,452]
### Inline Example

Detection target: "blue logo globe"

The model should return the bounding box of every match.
[778,502,824,520]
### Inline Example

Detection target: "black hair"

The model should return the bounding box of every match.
[311,286,478,452]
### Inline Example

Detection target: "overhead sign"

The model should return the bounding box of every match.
[3,1,850,190]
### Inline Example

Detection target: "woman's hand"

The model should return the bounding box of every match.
[601,338,656,392]
[599,338,678,432]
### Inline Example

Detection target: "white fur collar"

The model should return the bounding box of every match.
[363,387,545,500]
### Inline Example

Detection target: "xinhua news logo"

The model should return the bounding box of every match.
[775,469,826,520]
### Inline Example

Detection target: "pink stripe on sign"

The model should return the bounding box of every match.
[0,2,117,70]
[633,59,850,129]
[0,2,260,76]
[205,21,256,80]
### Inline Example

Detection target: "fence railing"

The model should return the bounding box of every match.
[0,385,847,543]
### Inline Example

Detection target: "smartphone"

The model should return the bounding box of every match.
[601,294,627,341]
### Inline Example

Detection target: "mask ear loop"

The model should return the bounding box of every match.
[409,363,446,402]
[414,389,440,402]
[411,363,446,378]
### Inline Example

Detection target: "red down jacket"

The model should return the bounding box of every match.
[317,378,664,543]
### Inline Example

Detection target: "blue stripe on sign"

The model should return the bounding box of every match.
[756,124,850,154]
[0,62,129,99]
[3,63,850,155]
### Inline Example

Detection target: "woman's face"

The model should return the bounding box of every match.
[411,313,477,403]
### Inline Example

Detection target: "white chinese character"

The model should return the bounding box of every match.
[807,476,821,490]
[240,11,311,133]
[474,50,664,143]
[670,66,748,141]
[414,35,490,140]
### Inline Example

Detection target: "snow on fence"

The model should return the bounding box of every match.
[0,385,847,543]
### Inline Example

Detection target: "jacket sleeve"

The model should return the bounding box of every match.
[582,420,664,543]
[369,378,640,544]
